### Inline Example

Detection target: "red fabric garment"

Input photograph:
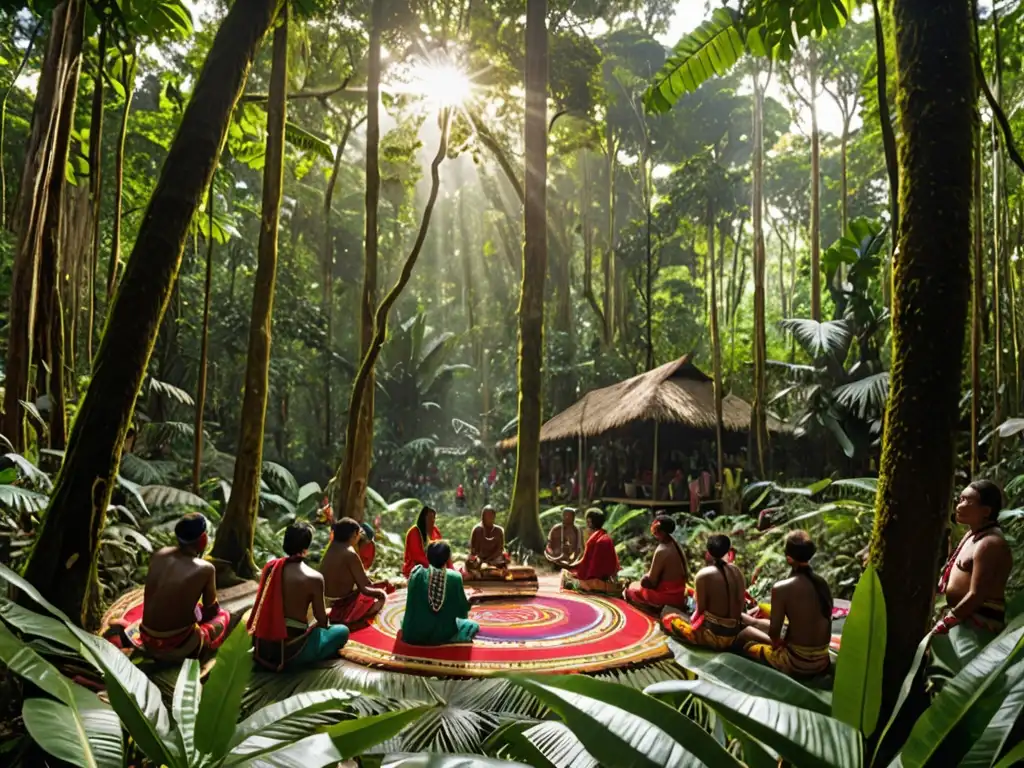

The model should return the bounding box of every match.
[247,555,301,642]
[402,525,449,577]
[573,529,619,581]
[625,579,687,610]
[359,540,376,571]
[329,591,380,625]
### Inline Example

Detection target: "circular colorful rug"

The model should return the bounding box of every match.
[340,588,670,676]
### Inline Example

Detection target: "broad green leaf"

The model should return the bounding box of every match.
[958,657,1024,767]
[515,674,743,767]
[895,617,1024,767]
[994,740,1024,768]
[874,633,932,761]
[489,721,566,768]
[22,694,123,768]
[0,566,178,767]
[832,564,885,737]
[173,659,202,763]
[930,622,988,674]
[383,757,527,768]
[646,679,862,768]
[234,732,343,767]
[285,121,334,162]
[0,620,82,705]
[0,598,79,649]
[643,8,744,114]
[195,622,253,759]
[229,688,360,752]
[503,676,681,768]
[325,706,435,759]
[667,641,831,714]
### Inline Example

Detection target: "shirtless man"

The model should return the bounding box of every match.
[661,534,745,650]
[139,513,229,660]
[248,522,349,670]
[740,530,833,676]
[625,515,688,613]
[322,517,387,626]
[545,507,583,566]
[935,480,1013,636]
[465,505,510,577]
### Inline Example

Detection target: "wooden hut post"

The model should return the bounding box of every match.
[652,420,660,501]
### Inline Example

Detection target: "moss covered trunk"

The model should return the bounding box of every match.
[333,0,382,522]
[751,69,769,477]
[21,0,279,627]
[211,8,289,582]
[3,0,84,451]
[869,0,974,713]
[506,0,548,552]
[192,189,215,495]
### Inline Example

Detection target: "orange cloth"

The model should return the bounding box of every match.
[402,525,450,578]
[625,579,688,610]
[247,555,301,642]
[573,529,619,581]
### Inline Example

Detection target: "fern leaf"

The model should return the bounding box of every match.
[643,8,744,114]
[285,121,334,162]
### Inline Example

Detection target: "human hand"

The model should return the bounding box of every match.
[931,615,959,635]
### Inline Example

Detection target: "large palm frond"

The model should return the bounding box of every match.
[832,372,890,419]
[779,318,852,363]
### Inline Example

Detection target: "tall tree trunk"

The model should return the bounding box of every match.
[335,114,452,512]
[1,19,42,229]
[106,59,134,298]
[86,23,106,365]
[211,7,289,582]
[709,202,724,489]
[506,0,548,552]
[35,48,81,450]
[21,0,279,627]
[332,0,381,521]
[3,0,85,452]
[192,187,215,495]
[809,41,822,321]
[873,0,899,310]
[868,0,973,716]
[840,123,850,232]
[971,123,983,475]
[751,69,768,477]
[581,153,607,340]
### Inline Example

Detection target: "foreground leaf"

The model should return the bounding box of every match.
[230,688,360,751]
[195,622,253,759]
[22,695,123,768]
[832,564,885,737]
[325,706,435,759]
[172,659,202,764]
[646,679,861,768]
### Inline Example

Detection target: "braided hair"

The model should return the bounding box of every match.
[707,534,732,605]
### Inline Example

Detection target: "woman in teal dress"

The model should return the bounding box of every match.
[402,541,480,645]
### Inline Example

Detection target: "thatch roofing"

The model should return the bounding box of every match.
[498,356,785,449]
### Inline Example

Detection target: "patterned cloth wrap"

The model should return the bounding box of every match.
[132,603,230,661]
[561,570,624,597]
[743,641,831,677]
[661,609,741,651]
[327,591,381,626]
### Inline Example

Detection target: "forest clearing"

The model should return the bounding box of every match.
[0,0,1023,765]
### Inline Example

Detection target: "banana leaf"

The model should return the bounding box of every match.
[172,659,201,764]
[195,623,253,758]
[0,597,78,649]
[832,564,885,737]
[957,657,1024,767]
[646,679,862,768]
[22,695,124,768]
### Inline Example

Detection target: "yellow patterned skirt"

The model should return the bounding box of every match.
[661,610,740,651]
[743,641,831,677]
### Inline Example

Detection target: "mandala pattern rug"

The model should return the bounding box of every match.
[340,587,671,676]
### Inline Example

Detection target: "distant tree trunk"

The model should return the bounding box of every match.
[35,48,81,450]
[1,19,42,228]
[868,0,973,717]
[21,0,279,627]
[85,22,106,365]
[580,153,607,341]
[751,68,768,477]
[335,115,451,513]
[192,187,215,495]
[332,0,382,522]
[971,122,983,476]
[840,120,850,232]
[106,60,134,298]
[506,0,548,552]
[211,6,289,582]
[3,0,85,452]
[709,202,724,488]
[809,41,822,321]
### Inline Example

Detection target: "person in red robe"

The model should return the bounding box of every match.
[561,508,621,595]
[402,505,451,578]
[625,515,689,613]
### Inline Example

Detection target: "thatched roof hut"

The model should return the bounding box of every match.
[498,355,784,449]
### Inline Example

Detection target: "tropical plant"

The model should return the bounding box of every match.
[0,563,430,767]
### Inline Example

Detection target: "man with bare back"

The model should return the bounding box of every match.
[740,530,833,677]
[322,517,388,627]
[625,515,688,613]
[661,534,745,650]
[139,513,230,660]
[935,480,1013,636]
[248,522,349,670]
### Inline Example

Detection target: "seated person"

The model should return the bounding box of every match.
[463,505,510,579]
[248,523,349,671]
[934,479,1013,636]
[739,530,832,677]
[560,508,621,595]
[138,513,230,661]
[402,505,451,578]
[661,534,745,650]
[545,507,583,566]
[625,515,688,613]
[401,541,480,645]
[321,517,388,627]
[357,522,396,593]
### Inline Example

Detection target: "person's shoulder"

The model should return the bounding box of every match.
[153,546,176,558]
[446,568,465,585]
[471,523,484,533]
[193,556,215,572]
[695,565,716,579]
[978,531,1013,556]
[494,524,505,534]
[300,562,325,581]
